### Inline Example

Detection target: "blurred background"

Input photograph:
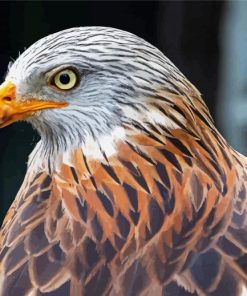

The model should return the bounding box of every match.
[0,1,246,223]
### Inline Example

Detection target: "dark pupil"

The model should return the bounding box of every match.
[59,73,70,85]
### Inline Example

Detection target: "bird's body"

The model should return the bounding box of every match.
[0,27,246,296]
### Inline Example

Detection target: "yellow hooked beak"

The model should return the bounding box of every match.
[0,81,69,128]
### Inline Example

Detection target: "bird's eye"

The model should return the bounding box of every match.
[51,69,78,90]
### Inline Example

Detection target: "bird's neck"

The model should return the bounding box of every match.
[27,93,247,193]
[27,125,127,175]
[27,117,247,188]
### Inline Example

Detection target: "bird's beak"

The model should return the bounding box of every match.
[0,81,68,128]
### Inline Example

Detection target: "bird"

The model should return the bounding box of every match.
[0,26,246,296]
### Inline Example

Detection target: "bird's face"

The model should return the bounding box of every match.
[0,27,199,160]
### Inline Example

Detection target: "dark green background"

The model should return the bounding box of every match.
[0,1,223,223]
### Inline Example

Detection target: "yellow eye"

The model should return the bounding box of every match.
[52,69,78,90]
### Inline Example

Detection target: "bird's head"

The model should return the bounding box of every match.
[0,27,211,170]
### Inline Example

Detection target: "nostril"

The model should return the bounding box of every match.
[3,97,12,102]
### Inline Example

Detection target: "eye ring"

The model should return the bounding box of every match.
[50,68,78,91]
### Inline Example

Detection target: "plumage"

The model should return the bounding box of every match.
[0,27,246,295]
